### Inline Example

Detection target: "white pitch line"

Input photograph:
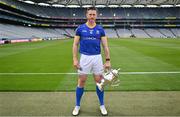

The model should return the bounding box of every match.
[0,71,180,75]
[0,72,77,75]
[121,71,180,75]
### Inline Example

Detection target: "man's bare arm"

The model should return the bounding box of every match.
[101,36,111,69]
[72,36,80,69]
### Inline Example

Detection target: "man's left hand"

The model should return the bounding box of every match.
[104,61,111,70]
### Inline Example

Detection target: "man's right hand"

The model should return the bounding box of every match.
[73,59,80,70]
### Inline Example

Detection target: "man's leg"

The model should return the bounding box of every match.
[76,75,87,106]
[94,75,104,105]
[72,74,87,116]
[94,75,108,116]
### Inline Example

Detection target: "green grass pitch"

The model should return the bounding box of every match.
[0,38,180,91]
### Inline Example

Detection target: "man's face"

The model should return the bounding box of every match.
[86,10,97,24]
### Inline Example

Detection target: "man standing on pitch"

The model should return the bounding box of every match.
[72,7,111,116]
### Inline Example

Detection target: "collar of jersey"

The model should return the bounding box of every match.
[85,23,97,29]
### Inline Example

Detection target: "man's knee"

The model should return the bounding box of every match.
[78,75,87,87]
[78,80,86,87]
[94,74,103,83]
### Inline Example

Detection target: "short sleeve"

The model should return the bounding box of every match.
[100,27,106,37]
[75,26,81,36]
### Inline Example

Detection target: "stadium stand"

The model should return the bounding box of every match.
[131,29,150,38]
[0,0,180,41]
[0,23,67,39]
[171,29,180,37]
[116,29,132,38]
[144,29,167,38]
[1,0,180,19]
[159,29,176,38]
[104,29,118,38]
[65,29,76,38]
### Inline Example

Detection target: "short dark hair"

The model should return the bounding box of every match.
[86,7,98,13]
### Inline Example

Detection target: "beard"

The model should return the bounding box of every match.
[89,19,95,24]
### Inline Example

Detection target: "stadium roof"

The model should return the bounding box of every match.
[18,0,180,7]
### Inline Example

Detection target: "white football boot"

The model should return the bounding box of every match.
[72,106,80,116]
[100,105,108,116]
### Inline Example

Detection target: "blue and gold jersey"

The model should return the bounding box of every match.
[75,23,106,55]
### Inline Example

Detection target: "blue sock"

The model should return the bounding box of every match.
[96,86,104,106]
[76,87,84,106]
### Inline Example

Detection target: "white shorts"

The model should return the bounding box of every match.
[78,54,104,75]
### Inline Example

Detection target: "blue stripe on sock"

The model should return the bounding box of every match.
[76,87,84,106]
[96,86,104,105]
